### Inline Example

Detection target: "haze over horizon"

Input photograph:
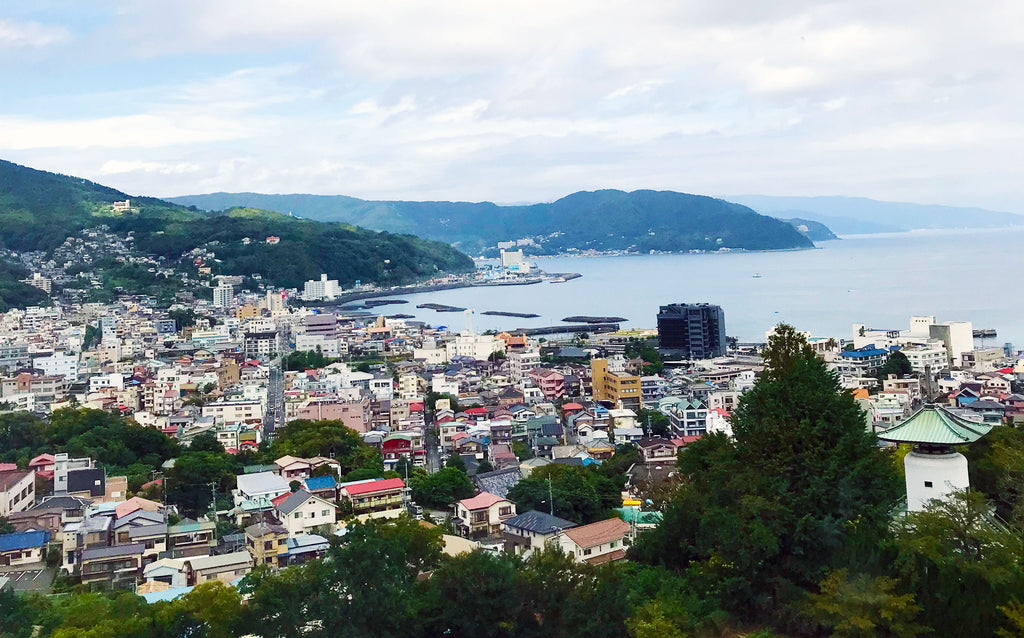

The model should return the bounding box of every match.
[2,2,1023,212]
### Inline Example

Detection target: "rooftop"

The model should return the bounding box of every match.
[562,517,631,549]
[459,491,507,510]
[877,404,993,445]
[503,510,577,534]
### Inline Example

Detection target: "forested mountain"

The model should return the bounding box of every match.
[0,160,474,289]
[169,189,816,254]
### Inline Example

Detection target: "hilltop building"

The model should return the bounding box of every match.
[877,404,992,511]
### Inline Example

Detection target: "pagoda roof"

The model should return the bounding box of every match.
[877,404,993,445]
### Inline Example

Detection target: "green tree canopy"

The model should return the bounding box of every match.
[631,325,900,619]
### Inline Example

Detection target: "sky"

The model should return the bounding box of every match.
[2,1,1023,210]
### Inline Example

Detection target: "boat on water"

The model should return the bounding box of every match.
[752,273,763,278]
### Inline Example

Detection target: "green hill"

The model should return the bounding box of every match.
[168,189,816,254]
[0,160,474,290]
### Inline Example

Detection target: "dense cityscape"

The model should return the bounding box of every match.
[5,2,1024,637]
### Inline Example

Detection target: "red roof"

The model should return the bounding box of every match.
[410,402,424,412]
[672,435,702,446]
[465,407,488,414]
[29,454,55,467]
[342,478,405,496]
[272,492,292,508]
[459,491,506,510]
[998,367,1015,374]
[562,402,584,411]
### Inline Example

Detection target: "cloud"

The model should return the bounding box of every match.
[98,160,201,175]
[0,19,68,48]
[6,2,1024,210]
[0,113,252,149]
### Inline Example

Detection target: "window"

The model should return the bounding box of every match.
[294,513,301,519]
[499,506,512,516]
[609,541,617,548]
[924,481,933,488]
[322,510,329,517]
[583,548,592,556]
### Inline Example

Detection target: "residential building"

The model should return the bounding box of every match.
[508,350,541,384]
[835,345,890,378]
[80,544,145,588]
[185,551,252,585]
[245,521,289,568]
[657,303,727,359]
[0,470,35,516]
[302,274,342,302]
[339,478,407,519]
[213,285,234,308]
[554,517,632,565]
[0,530,50,567]
[235,472,290,507]
[502,510,577,556]
[273,490,337,537]
[166,519,217,558]
[591,359,641,410]
[454,492,516,537]
[528,368,565,400]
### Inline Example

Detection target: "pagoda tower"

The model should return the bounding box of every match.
[877,404,993,511]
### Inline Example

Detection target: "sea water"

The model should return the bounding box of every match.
[385,226,1024,347]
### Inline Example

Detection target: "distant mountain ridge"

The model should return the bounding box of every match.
[0,159,474,292]
[729,195,1024,235]
[168,190,815,254]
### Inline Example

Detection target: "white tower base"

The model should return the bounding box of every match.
[904,450,969,512]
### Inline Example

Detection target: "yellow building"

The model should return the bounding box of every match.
[236,303,261,320]
[591,359,641,410]
[245,521,289,568]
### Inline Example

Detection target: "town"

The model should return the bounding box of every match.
[2,249,1019,610]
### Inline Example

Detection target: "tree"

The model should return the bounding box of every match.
[445,453,467,472]
[289,480,301,493]
[512,440,534,461]
[631,325,900,620]
[760,322,816,382]
[188,431,224,454]
[877,350,913,380]
[893,490,1024,638]
[637,408,670,438]
[271,419,382,476]
[805,569,925,638]
[409,466,475,509]
[0,516,14,534]
[507,464,620,524]
[161,581,243,638]
[475,459,494,474]
[166,451,235,517]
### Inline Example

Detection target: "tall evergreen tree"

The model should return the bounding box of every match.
[630,324,900,620]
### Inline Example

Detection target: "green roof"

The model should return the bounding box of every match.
[877,405,993,445]
[615,507,664,525]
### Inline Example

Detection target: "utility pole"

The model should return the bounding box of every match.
[548,477,554,516]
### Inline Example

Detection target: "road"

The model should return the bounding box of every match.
[264,363,285,439]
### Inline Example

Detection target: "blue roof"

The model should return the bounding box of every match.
[303,475,337,491]
[140,585,194,604]
[0,530,50,552]
[840,346,889,359]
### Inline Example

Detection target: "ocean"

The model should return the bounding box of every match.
[373,227,1024,347]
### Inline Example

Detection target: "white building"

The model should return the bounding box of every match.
[34,352,80,382]
[213,284,234,308]
[445,333,505,361]
[507,350,541,384]
[302,274,342,302]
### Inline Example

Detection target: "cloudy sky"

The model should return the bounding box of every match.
[2,2,1023,210]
